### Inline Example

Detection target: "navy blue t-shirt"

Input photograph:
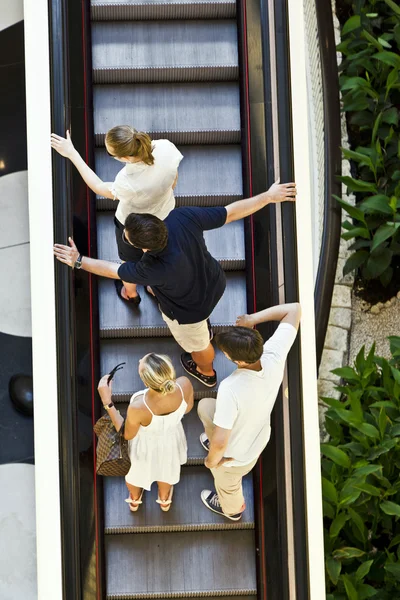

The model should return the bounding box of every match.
[117,206,227,324]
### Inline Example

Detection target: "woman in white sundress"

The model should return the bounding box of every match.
[98,353,194,512]
[51,126,183,304]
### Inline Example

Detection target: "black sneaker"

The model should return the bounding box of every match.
[199,433,210,451]
[200,490,243,521]
[207,318,214,341]
[180,353,217,388]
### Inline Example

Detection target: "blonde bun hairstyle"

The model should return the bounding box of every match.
[105,125,154,165]
[140,353,176,395]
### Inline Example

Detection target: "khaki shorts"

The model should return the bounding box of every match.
[161,312,210,353]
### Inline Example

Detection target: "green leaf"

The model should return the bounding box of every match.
[389,534,400,549]
[343,251,369,275]
[341,76,371,91]
[361,195,392,215]
[348,507,366,543]
[379,407,387,438]
[380,266,393,287]
[339,491,362,506]
[342,227,371,241]
[354,423,380,438]
[354,482,381,496]
[332,366,359,381]
[358,583,378,598]
[386,69,399,98]
[382,107,399,127]
[338,177,377,194]
[333,547,365,560]
[369,401,397,409]
[342,15,361,36]
[330,512,349,538]
[338,198,367,223]
[378,37,392,49]
[322,477,338,504]
[342,574,359,600]
[356,560,374,582]
[372,223,400,251]
[384,562,400,579]
[326,556,342,585]
[342,147,374,165]
[380,500,400,517]
[353,464,382,477]
[323,500,335,519]
[384,0,400,16]
[373,51,400,69]
[321,444,351,468]
[325,416,343,439]
[389,337,400,358]
[366,249,393,278]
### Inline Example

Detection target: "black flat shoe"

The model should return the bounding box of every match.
[180,353,217,388]
[114,280,141,305]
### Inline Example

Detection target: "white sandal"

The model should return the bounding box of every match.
[125,489,144,512]
[156,486,174,512]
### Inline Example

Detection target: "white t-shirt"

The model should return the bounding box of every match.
[213,323,298,467]
[109,139,183,225]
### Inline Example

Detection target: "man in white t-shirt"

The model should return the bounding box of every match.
[197,302,301,520]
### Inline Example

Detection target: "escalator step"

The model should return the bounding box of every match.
[92,21,238,84]
[97,212,245,267]
[91,0,236,22]
[95,145,243,210]
[108,403,207,465]
[98,270,246,338]
[100,338,236,401]
[93,82,240,146]
[105,530,256,598]
[104,466,254,533]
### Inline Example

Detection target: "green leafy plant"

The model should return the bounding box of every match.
[322,336,400,599]
[337,0,400,285]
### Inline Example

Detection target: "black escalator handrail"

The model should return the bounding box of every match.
[273,0,310,597]
[314,0,342,368]
[48,0,82,598]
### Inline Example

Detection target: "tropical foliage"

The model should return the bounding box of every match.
[338,0,400,285]
[322,336,400,599]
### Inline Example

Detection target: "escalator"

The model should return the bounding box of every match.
[91,0,256,597]
[39,0,330,597]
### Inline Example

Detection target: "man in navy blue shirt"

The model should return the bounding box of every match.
[54,181,296,386]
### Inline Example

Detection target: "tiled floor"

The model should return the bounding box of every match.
[0,3,36,597]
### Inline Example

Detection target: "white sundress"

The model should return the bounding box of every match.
[125,384,188,490]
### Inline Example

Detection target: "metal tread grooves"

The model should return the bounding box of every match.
[107,593,256,600]
[93,65,238,84]
[96,194,242,211]
[105,530,257,598]
[90,2,237,22]
[95,129,240,146]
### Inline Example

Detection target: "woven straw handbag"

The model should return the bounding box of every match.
[93,414,131,476]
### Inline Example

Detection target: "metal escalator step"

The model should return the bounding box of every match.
[108,403,207,465]
[96,211,245,267]
[92,21,238,84]
[95,145,243,210]
[100,338,236,401]
[91,0,236,22]
[104,467,254,533]
[105,530,256,598]
[99,270,246,338]
[93,83,240,146]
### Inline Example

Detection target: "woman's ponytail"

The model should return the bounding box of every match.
[105,126,154,165]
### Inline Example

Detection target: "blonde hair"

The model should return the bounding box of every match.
[140,353,176,395]
[105,126,154,166]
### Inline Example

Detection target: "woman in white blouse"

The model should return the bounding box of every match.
[51,126,183,304]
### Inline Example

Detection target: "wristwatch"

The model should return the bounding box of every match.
[103,401,114,411]
[74,254,83,269]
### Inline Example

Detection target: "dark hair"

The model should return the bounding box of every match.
[105,126,154,165]
[215,327,264,364]
[124,213,168,252]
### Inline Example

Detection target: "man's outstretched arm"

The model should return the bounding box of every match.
[53,238,120,279]
[225,180,296,224]
[237,302,302,331]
